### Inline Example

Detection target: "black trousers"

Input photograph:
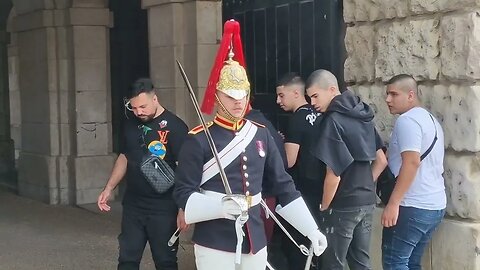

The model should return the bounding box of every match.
[118,207,178,270]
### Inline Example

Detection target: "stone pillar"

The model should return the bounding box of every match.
[0,2,15,190]
[10,0,115,204]
[344,0,480,268]
[69,1,116,204]
[142,0,222,126]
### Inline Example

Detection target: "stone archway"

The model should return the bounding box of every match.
[0,0,15,191]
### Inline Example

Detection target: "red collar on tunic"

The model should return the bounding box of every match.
[214,114,245,131]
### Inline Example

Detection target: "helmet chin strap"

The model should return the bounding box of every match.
[215,93,249,121]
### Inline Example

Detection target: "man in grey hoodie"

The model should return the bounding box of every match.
[305,70,387,270]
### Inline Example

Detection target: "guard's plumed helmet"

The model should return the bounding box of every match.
[201,19,250,115]
[216,51,250,100]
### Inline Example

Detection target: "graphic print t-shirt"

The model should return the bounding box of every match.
[120,109,188,213]
[285,104,322,195]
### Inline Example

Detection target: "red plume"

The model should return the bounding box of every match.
[201,19,247,114]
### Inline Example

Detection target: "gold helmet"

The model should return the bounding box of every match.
[216,51,250,100]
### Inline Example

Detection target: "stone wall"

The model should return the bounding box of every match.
[4,0,220,204]
[142,0,222,127]
[8,0,115,204]
[344,0,480,268]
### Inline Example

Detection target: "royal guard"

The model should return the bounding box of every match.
[173,19,327,270]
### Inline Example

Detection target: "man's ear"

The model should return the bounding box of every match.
[293,87,301,98]
[408,89,415,101]
[329,86,337,95]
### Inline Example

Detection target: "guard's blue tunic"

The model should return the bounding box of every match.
[173,115,301,254]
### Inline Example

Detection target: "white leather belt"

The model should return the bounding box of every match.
[202,190,262,208]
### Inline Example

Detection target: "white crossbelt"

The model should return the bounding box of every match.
[202,190,261,265]
[200,120,258,185]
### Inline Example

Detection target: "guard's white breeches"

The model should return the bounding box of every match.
[194,244,267,270]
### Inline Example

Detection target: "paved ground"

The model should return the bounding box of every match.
[0,188,195,270]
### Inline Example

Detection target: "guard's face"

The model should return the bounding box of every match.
[129,92,158,122]
[216,91,247,118]
[385,84,412,115]
[306,85,333,113]
[276,86,297,112]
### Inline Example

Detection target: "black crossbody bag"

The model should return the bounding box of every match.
[376,114,438,205]
[138,127,175,194]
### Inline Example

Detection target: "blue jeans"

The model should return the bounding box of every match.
[321,205,375,270]
[382,206,445,270]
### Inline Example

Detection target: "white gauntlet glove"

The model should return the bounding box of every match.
[276,197,329,256]
[307,229,328,256]
[184,192,249,224]
[222,197,243,220]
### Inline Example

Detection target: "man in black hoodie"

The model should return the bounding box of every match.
[305,70,387,270]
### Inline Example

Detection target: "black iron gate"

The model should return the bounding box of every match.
[223,0,345,132]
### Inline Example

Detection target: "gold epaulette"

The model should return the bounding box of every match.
[248,120,265,128]
[188,122,213,135]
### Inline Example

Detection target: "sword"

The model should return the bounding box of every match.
[260,200,310,256]
[176,60,233,195]
[177,60,251,266]
[167,227,180,247]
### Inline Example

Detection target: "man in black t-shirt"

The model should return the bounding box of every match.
[276,73,323,270]
[97,78,188,270]
[306,70,387,270]
[276,73,323,202]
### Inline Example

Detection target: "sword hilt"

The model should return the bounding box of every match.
[167,228,181,247]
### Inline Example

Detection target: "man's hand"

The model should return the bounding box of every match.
[381,151,419,227]
[177,209,189,231]
[307,230,328,256]
[222,195,249,220]
[381,203,400,227]
[222,197,243,220]
[97,188,112,212]
[97,154,127,212]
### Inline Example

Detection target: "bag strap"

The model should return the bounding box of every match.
[420,114,437,161]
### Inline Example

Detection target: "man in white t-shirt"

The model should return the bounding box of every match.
[382,74,446,270]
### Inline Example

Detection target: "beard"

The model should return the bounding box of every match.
[136,108,157,122]
[138,115,154,122]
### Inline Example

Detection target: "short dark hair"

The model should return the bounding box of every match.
[386,74,418,94]
[128,78,155,99]
[305,69,339,91]
[386,74,415,85]
[305,70,322,89]
[276,72,304,87]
